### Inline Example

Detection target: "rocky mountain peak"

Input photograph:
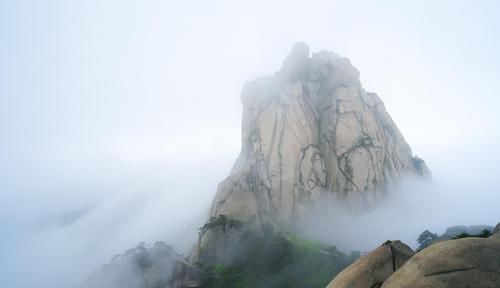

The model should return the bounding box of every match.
[196,43,430,263]
[280,42,310,79]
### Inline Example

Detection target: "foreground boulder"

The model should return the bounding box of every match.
[326,240,414,288]
[381,224,500,288]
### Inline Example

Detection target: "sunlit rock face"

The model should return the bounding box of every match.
[197,43,429,263]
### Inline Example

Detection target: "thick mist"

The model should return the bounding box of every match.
[298,174,500,253]
[297,133,500,253]
[0,157,234,287]
[1,0,500,287]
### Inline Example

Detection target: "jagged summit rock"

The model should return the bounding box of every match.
[196,43,430,264]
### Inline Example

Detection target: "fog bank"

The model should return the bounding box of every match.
[1,0,500,287]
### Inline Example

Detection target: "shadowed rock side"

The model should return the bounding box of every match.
[326,240,414,288]
[196,43,429,264]
[381,224,500,288]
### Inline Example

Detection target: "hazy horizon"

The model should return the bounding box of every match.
[1,1,500,287]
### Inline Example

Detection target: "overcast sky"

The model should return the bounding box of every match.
[1,1,500,287]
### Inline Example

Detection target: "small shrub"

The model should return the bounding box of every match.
[453,229,491,239]
[199,214,243,235]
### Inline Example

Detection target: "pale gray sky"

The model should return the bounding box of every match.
[1,1,499,287]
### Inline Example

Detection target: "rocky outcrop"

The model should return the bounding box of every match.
[381,224,500,288]
[196,43,429,263]
[326,240,414,288]
[324,223,500,288]
[494,223,500,234]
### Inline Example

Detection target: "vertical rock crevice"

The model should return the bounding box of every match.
[196,43,430,263]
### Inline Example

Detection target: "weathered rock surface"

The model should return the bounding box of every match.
[197,43,429,263]
[326,240,414,288]
[494,223,500,234]
[381,224,500,288]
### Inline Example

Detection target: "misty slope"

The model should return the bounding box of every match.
[81,231,357,288]
[81,242,202,288]
[80,43,431,288]
[199,230,356,288]
[196,43,430,264]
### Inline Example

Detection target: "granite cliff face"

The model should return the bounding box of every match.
[197,43,429,263]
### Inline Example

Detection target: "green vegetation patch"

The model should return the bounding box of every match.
[199,230,354,288]
[199,214,243,235]
[452,229,492,239]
